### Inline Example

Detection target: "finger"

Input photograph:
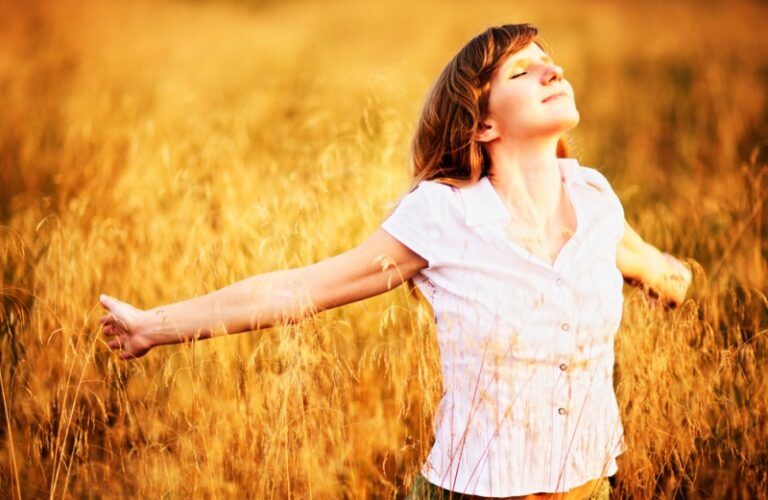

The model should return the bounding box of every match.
[101,311,129,331]
[103,314,125,331]
[100,295,130,326]
[113,316,129,331]
[104,324,121,337]
[99,294,114,311]
[107,339,121,350]
[119,350,139,361]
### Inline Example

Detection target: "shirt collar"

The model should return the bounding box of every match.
[460,157,589,227]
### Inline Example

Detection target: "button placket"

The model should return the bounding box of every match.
[551,265,574,485]
[555,365,570,417]
[551,364,570,486]
[553,274,572,336]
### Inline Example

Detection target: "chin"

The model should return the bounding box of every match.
[539,115,579,136]
[518,110,581,138]
[562,111,580,131]
[553,109,580,132]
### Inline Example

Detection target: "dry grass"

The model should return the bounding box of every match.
[1,0,767,497]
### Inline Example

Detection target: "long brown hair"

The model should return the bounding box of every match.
[409,23,569,191]
[395,23,571,295]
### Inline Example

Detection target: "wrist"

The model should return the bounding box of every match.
[139,304,214,348]
[138,308,176,349]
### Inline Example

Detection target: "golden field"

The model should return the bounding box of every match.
[1,0,767,497]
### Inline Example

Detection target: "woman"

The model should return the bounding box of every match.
[99,24,692,499]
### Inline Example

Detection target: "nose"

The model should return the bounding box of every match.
[543,64,563,84]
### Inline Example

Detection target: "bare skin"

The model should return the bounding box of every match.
[99,222,690,358]
[99,42,691,361]
[98,38,692,500]
[472,40,691,309]
[98,212,689,500]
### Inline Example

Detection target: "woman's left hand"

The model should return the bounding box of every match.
[647,252,692,309]
[98,294,154,360]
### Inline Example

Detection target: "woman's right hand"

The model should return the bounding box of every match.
[99,294,154,360]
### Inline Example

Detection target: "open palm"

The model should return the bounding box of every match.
[99,294,153,360]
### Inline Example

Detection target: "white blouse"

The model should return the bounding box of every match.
[381,158,627,497]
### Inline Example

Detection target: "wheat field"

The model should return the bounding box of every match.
[1,0,767,498]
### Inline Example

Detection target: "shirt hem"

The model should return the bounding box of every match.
[420,458,619,497]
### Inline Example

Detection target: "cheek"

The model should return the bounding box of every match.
[488,89,532,122]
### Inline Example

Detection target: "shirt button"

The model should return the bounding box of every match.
[559,363,568,371]
[558,407,567,415]
[560,322,570,332]
[555,276,564,286]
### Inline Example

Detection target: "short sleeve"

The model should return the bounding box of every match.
[380,181,441,269]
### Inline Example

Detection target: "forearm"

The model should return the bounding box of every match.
[617,220,692,307]
[616,220,649,282]
[141,267,315,348]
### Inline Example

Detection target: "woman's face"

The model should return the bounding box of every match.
[478,41,579,143]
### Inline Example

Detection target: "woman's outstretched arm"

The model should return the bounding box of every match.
[98,229,428,360]
[617,219,692,309]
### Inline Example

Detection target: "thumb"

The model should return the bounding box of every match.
[100,294,119,311]
[100,294,132,328]
[101,294,132,311]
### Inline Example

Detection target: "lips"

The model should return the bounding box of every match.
[542,91,567,103]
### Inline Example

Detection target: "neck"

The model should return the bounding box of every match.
[485,136,563,228]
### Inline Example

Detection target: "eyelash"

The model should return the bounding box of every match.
[511,66,562,80]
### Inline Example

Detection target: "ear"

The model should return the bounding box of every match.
[475,118,500,143]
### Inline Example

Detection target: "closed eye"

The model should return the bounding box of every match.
[510,72,527,79]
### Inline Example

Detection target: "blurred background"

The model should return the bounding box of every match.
[1,0,767,497]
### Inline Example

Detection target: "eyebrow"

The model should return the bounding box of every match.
[506,54,555,72]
